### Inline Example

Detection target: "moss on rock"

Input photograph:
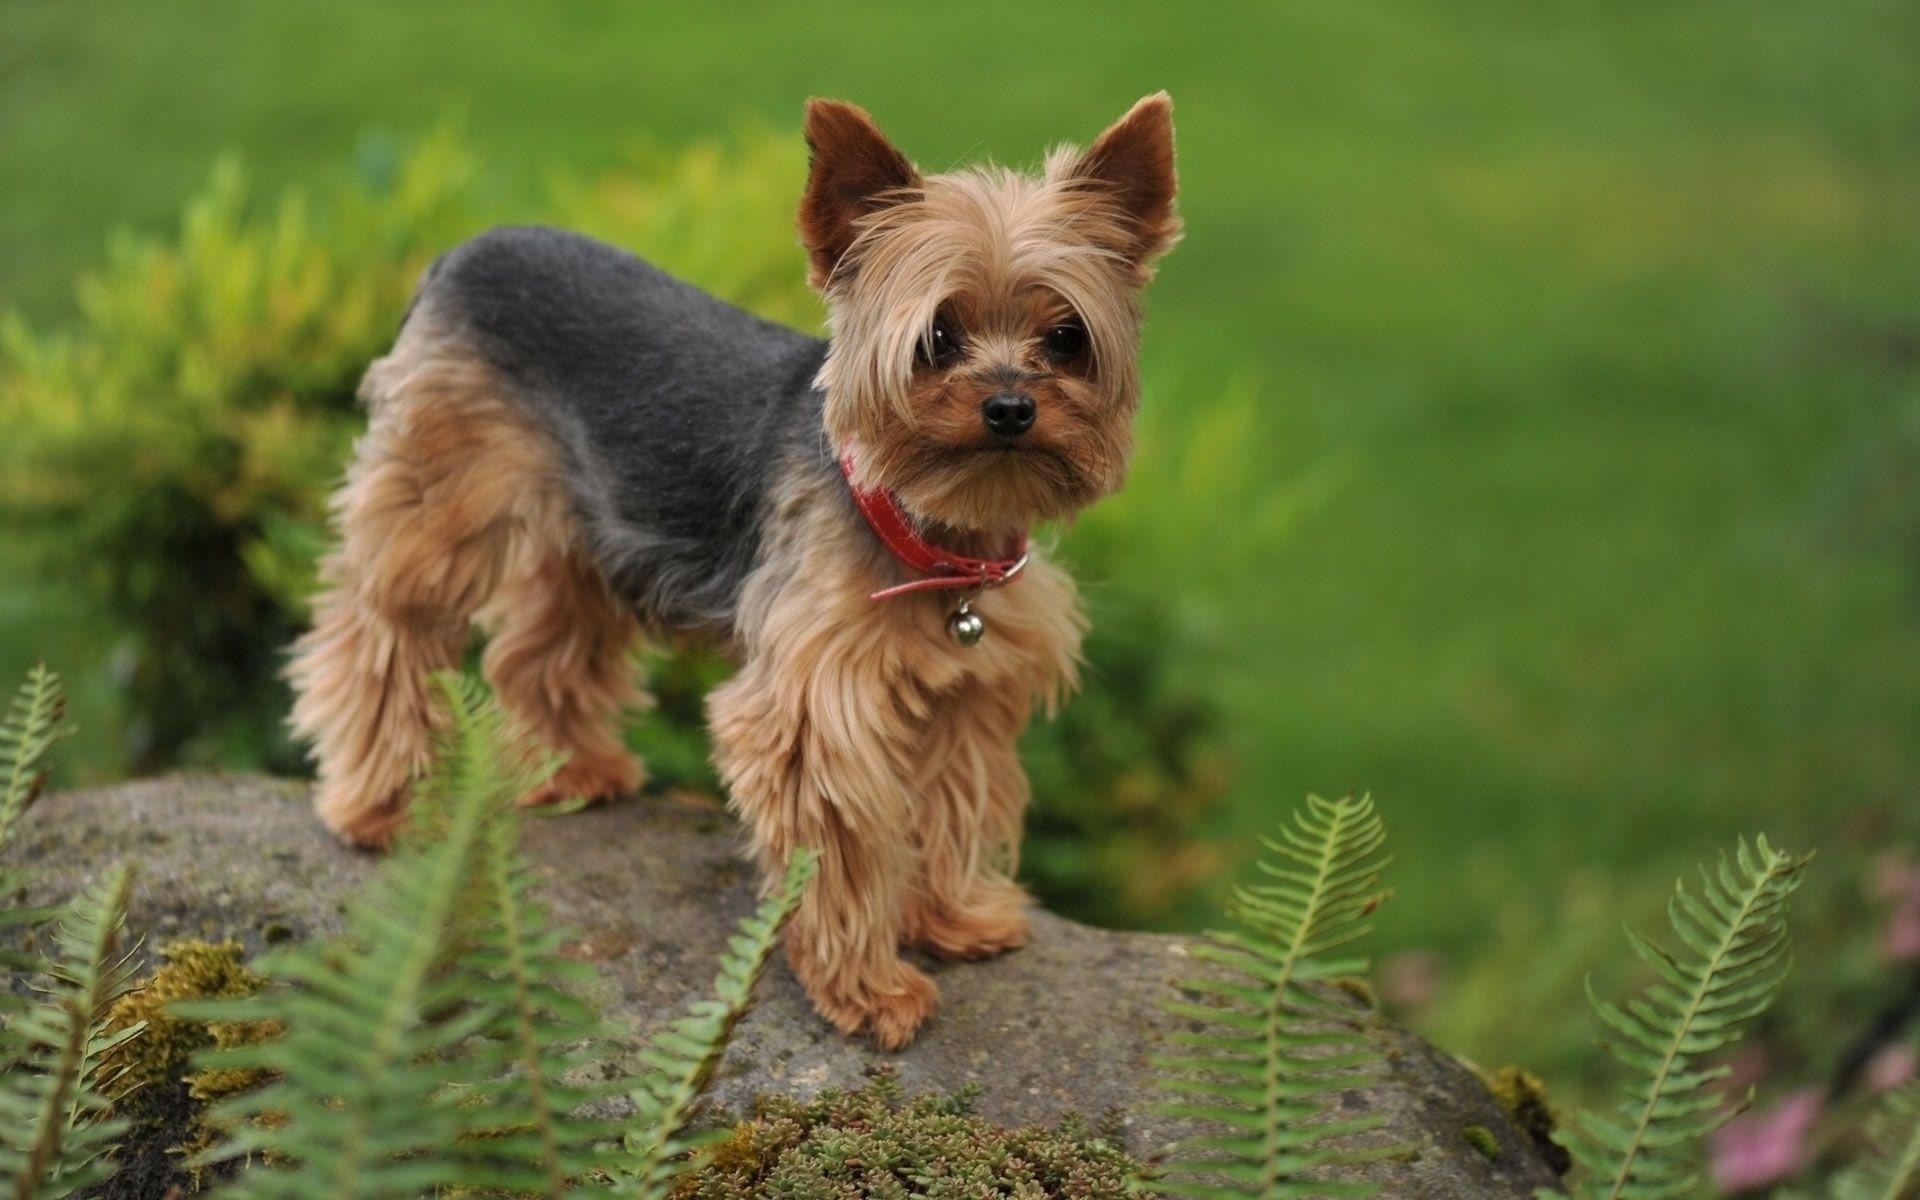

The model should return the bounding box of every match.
[92,939,280,1197]
[1485,1065,1571,1176]
[103,938,276,1093]
[1463,1124,1501,1161]
[675,1071,1140,1199]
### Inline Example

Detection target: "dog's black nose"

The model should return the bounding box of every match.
[981,391,1036,438]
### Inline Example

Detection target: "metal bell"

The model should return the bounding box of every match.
[947,600,987,647]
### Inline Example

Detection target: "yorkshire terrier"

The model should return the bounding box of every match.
[287,94,1179,1048]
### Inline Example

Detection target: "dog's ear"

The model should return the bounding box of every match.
[1071,92,1181,270]
[799,99,920,289]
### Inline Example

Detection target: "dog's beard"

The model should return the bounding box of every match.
[860,432,1127,534]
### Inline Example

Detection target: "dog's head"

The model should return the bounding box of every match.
[802,95,1180,534]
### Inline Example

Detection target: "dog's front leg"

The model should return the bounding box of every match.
[903,679,1034,961]
[708,649,939,1050]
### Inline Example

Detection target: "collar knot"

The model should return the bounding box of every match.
[840,452,1029,601]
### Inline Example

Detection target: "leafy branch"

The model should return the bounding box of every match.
[185,674,603,1198]
[619,848,816,1199]
[1,664,75,974]
[0,663,70,849]
[1149,792,1394,1198]
[0,860,144,1199]
[1557,836,1808,1200]
[0,666,142,1200]
[1828,1082,1920,1200]
[186,674,814,1198]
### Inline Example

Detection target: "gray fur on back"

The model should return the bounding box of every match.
[419,226,835,633]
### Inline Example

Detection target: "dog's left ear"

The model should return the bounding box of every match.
[799,98,921,289]
[1072,92,1181,270]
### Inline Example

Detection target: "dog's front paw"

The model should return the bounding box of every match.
[314,781,410,849]
[520,752,643,810]
[863,965,941,1050]
[811,963,940,1051]
[909,881,1030,961]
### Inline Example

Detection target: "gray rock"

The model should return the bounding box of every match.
[7,774,1566,1197]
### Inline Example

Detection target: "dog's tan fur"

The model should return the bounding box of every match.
[815,96,1180,533]
[289,95,1175,1048]
[288,314,643,843]
[709,461,1081,1045]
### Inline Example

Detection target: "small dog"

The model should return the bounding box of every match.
[288,95,1179,1047]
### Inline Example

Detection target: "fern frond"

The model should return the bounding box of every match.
[0,864,145,1200]
[1,665,79,1055]
[1147,792,1394,1199]
[187,673,607,1199]
[1562,836,1808,1200]
[447,693,622,1195]
[0,665,74,946]
[0,663,71,850]
[1829,1082,1920,1200]
[619,847,818,1200]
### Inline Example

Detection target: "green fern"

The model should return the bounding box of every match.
[1,664,75,969]
[185,674,614,1198]
[0,663,71,849]
[0,864,146,1200]
[452,746,620,1196]
[411,673,625,1193]
[1147,792,1394,1199]
[618,847,816,1199]
[1,663,99,1068]
[186,675,816,1198]
[0,666,138,1199]
[1829,1082,1920,1200]
[1557,836,1808,1200]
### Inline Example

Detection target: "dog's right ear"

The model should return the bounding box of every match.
[799,99,920,290]
[1071,92,1181,272]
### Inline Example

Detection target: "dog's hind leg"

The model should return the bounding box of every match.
[287,333,559,846]
[480,541,645,809]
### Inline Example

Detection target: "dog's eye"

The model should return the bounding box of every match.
[918,319,962,368]
[1043,322,1088,360]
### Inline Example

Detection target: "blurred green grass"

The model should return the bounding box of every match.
[4,0,1919,1087]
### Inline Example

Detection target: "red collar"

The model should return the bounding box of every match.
[840,452,1029,601]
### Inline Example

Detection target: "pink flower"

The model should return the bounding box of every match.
[1886,900,1920,962]
[1709,1087,1824,1194]
[1377,949,1443,1013]
[1870,851,1920,963]
[1869,851,1920,902]
[1866,1042,1918,1094]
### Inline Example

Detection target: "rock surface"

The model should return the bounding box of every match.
[8,775,1566,1197]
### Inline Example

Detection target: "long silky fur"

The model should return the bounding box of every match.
[287,94,1178,1049]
